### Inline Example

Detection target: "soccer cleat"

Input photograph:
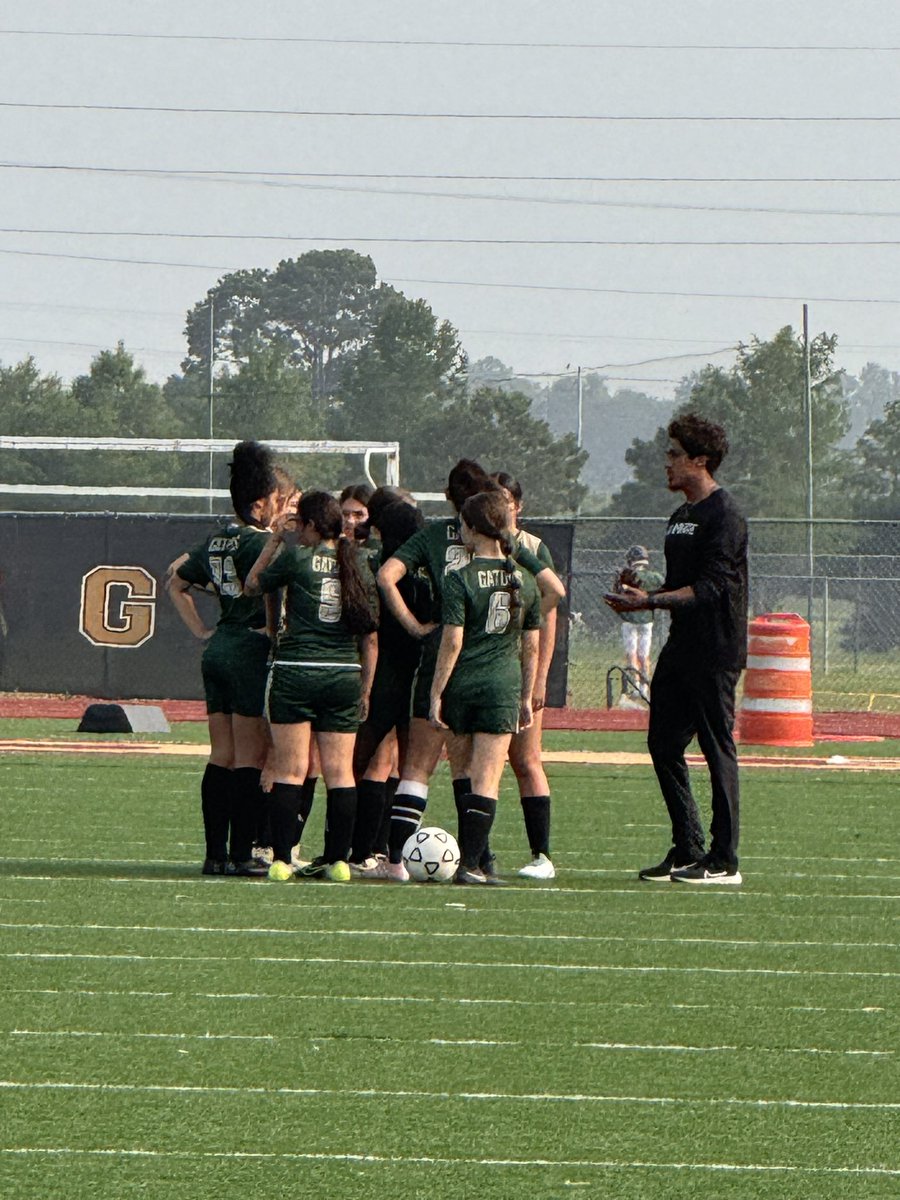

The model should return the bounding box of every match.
[325,860,351,883]
[349,856,384,877]
[267,860,294,882]
[454,866,487,884]
[253,846,274,866]
[370,858,410,882]
[295,857,328,879]
[480,852,498,879]
[638,848,698,882]
[518,853,556,880]
[228,859,269,877]
[671,860,742,886]
[201,858,228,876]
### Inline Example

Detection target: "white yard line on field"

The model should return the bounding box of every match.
[0,1147,897,1178]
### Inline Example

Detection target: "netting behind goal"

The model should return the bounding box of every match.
[0,437,401,514]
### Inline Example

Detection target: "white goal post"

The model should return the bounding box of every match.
[0,436,401,501]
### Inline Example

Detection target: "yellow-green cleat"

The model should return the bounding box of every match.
[267,860,294,882]
[325,860,351,882]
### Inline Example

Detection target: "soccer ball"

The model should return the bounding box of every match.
[402,826,460,883]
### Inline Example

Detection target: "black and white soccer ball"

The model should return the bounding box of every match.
[402,826,461,883]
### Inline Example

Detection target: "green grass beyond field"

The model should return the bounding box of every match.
[0,737,897,1198]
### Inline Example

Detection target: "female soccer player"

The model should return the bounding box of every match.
[245,490,379,882]
[376,460,565,881]
[339,483,373,541]
[492,471,558,880]
[350,498,431,872]
[429,490,541,885]
[166,440,282,876]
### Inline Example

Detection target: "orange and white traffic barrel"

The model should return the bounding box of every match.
[737,613,813,746]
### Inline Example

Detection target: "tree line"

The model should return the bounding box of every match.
[1,249,899,522]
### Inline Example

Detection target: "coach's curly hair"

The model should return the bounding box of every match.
[460,490,522,613]
[298,491,378,636]
[668,413,730,476]
[229,441,277,525]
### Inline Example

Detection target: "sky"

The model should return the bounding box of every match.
[3,1,900,403]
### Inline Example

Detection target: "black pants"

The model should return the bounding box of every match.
[647,647,741,867]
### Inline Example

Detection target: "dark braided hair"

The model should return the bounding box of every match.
[298,491,378,635]
[446,458,492,512]
[460,490,522,613]
[229,441,277,525]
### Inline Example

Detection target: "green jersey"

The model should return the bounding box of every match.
[442,557,541,678]
[177,523,269,630]
[257,542,375,665]
[393,517,546,622]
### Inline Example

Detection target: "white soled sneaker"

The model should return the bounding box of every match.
[518,853,556,880]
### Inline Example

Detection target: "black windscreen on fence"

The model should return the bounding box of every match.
[0,513,574,706]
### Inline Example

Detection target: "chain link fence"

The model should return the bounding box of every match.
[561,517,900,714]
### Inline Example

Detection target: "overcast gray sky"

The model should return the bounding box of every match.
[3,1,900,399]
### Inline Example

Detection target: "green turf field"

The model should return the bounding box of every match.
[1,743,898,1198]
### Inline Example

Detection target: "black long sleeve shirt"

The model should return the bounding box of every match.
[662,488,749,672]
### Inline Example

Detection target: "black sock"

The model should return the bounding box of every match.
[201,763,232,862]
[269,782,304,865]
[388,784,428,862]
[452,777,471,841]
[297,775,318,845]
[324,788,356,864]
[521,795,551,857]
[460,794,497,870]
[454,776,493,869]
[374,776,400,857]
[351,779,387,863]
[229,767,262,864]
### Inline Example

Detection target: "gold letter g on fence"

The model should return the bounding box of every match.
[79,566,157,648]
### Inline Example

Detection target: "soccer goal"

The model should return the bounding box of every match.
[0,436,401,512]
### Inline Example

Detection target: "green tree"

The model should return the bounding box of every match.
[331,293,467,484]
[841,362,900,447]
[183,251,396,407]
[608,327,850,518]
[433,387,587,514]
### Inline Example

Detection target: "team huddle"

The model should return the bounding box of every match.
[167,444,565,886]
[169,412,748,889]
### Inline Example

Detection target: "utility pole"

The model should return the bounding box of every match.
[802,303,814,621]
[576,365,583,449]
[207,296,215,514]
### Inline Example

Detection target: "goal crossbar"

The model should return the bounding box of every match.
[0,436,401,496]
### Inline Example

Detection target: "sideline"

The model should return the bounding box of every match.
[1,739,898,771]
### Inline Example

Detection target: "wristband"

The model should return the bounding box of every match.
[647,594,658,610]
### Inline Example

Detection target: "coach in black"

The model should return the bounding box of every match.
[605,414,748,885]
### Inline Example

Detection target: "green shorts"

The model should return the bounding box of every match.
[441,671,521,736]
[201,628,271,717]
[266,663,362,733]
[411,628,442,721]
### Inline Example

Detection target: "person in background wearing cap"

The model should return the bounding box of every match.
[613,545,664,697]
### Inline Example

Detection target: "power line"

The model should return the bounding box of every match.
[2,162,898,217]
[2,30,899,51]
[0,335,181,355]
[0,246,229,269]
[3,101,900,122]
[394,276,900,306]
[5,163,900,183]
[3,226,900,246]
[1,244,899,306]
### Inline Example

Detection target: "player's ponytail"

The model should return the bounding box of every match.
[460,491,522,613]
[229,440,277,525]
[298,491,378,636]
